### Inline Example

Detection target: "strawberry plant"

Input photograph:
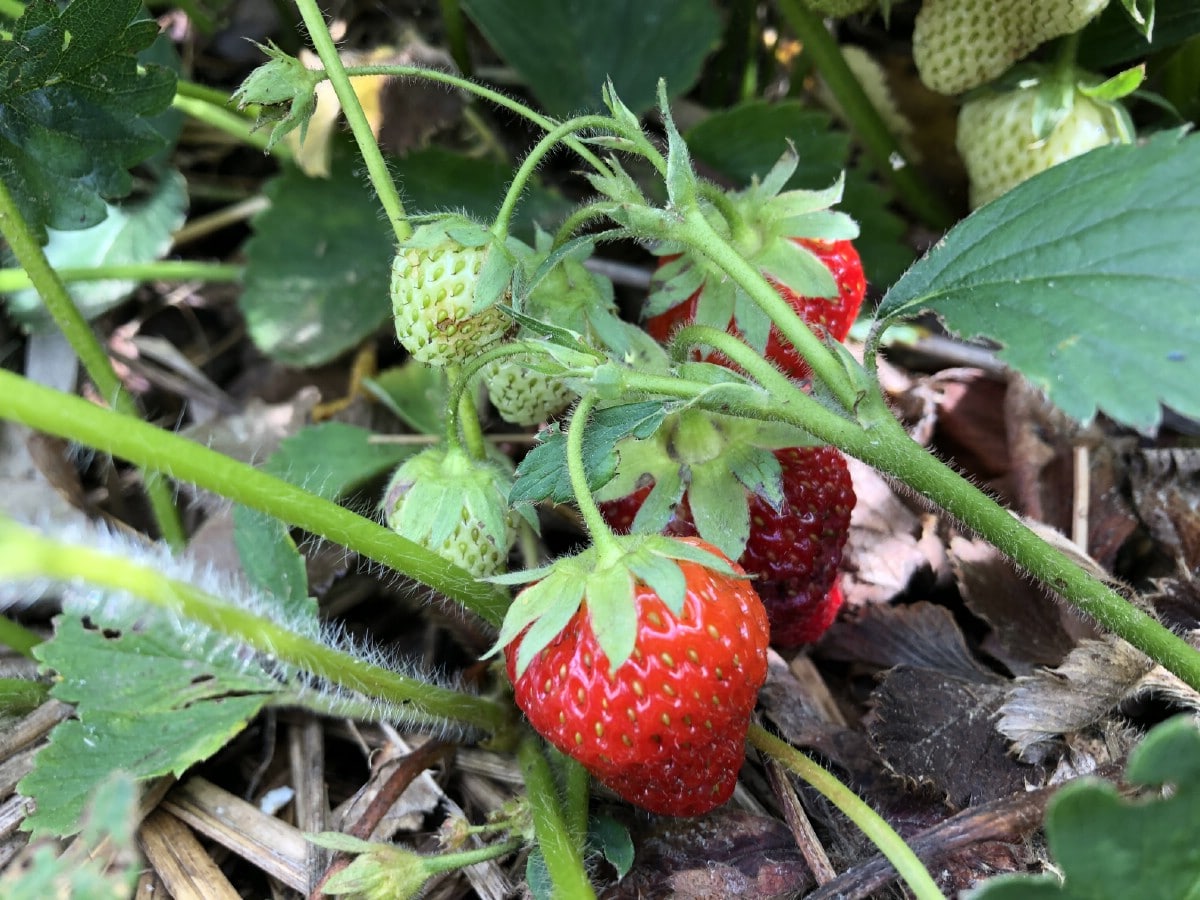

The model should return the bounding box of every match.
[2,0,1200,897]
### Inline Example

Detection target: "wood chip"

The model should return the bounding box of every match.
[138,808,240,900]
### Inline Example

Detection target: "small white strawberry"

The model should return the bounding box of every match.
[382,445,517,579]
[913,0,1110,96]
[956,72,1134,208]
[391,220,514,367]
[483,360,575,427]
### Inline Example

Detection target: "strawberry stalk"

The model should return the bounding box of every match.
[0,614,40,659]
[0,370,513,628]
[748,724,944,900]
[0,177,186,550]
[291,0,411,242]
[0,518,512,734]
[518,736,597,899]
[565,393,622,553]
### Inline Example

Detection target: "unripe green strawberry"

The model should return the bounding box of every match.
[391,222,513,367]
[483,359,574,426]
[957,82,1132,208]
[913,0,1110,96]
[383,445,516,579]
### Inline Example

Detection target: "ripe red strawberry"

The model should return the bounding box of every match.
[599,446,855,647]
[503,536,769,816]
[645,239,864,379]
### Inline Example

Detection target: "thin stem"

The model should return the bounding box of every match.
[424,837,524,875]
[0,614,40,659]
[748,724,945,900]
[0,519,510,733]
[610,364,1200,692]
[552,201,621,247]
[565,394,618,553]
[0,370,512,628]
[291,0,410,241]
[493,114,625,241]
[773,0,955,231]
[452,368,488,461]
[518,736,596,899]
[0,261,243,293]
[0,177,186,549]
[338,65,612,178]
[172,94,289,159]
[672,208,860,411]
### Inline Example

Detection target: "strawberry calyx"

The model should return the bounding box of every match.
[646,149,860,358]
[382,444,520,580]
[491,534,742,680]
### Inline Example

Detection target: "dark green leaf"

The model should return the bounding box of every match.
[876,130,1200,432]
[966,716,1200,899]
[22,617,278,837]
[0,0,177,242]
[362,363,450,436]
[589,814,635,879]
[461,0,720,116]
[233,506,313,623]
[240,146,394,367]
[262,422,416,501]
[1079,0,1198,67]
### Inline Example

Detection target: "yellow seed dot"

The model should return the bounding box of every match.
[626,708,637,722]
[559,664,567,678]
[715,667,724,680]
[576,688,586,705]
[712,695,722,707]
[663,684,676,697]
[595,722,604,738]
[622,734,633,747]
[705,719,713,730]
[559,712,566,724]
[544,679,552,694]
[707,625,720,639]
[574,732,583,745]
[687,649,701,664]
[660,712,671,726]
[647,611,662,627]
[632,680,645,698]
[583,652,593,668]
[733,654,742,668]
[660,652,675,668]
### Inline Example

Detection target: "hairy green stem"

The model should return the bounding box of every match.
[566,394,618,553]
[748,724,944,900]
[291,0,410,241]
[424,837,524,874]
[0,519,509,733]
[611,362,1200,692]
[0,614,40,659]
[0,261,243,293]
[0,178,185,549]
[672,208,860,411]
[172,94,289,159]
[518,736,596,899]
[337,65,613,178]
[0,370,512,628]
[561,754,591,849]
[773,0,955,230]
[493,115,629,241]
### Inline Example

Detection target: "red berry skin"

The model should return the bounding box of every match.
[599,447,855,647]
[645,239,866,379]
[504,538,770,817]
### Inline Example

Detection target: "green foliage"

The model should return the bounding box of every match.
[967,716,1200,899]
[460,0,721,116]
[4,169,188,330]
[876,130,1200,432]
[21,616,279,837]
[0,0,177,242]
[240,145,394,367]
[0,773,140,899]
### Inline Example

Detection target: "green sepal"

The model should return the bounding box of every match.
[584,157,646,207]
[732,289,771,354]
[231,41,319,149]
[1119,0,1154,39]
[1079,65,1146,103]
[659,79,698,210]
[582,560,639,671]
[630,467,685,534]
[474,240,517,313]
[726,444,784,510]
[626,552,686,619]
[602,78,642,135]
[687,461,751,561]
[756,238,839,300]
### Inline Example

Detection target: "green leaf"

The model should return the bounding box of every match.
[966,716,1200,899]
[1080,0,1199,68]
[460,0,721,116]
[240,146,394,367]
[4,169,188,331]
[363,363,449,436]
[589,814,635,879]
[21,616,279,837]
[0,0,177,242]
[233,505,313,623]
[687,461,751,561]
[511,402,667,505]
[875,130,1200,432]
[0,773,140,900]
[263,422,416,502]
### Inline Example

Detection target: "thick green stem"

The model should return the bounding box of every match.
[565,394,618,553]
[0,261,243,293]
[610,364,1200,692]
[672,209,859,411]
[338,65,612,177]
[0,370,512,628]
[518,737,596,899]
[773,0,955,231]
[291,0,409,241]
[749,724,944,900]
[561,754,591,849]
[0,614,40,658]
[172,94,289,159]
[0,519,509,733]
[0,178,185,549]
